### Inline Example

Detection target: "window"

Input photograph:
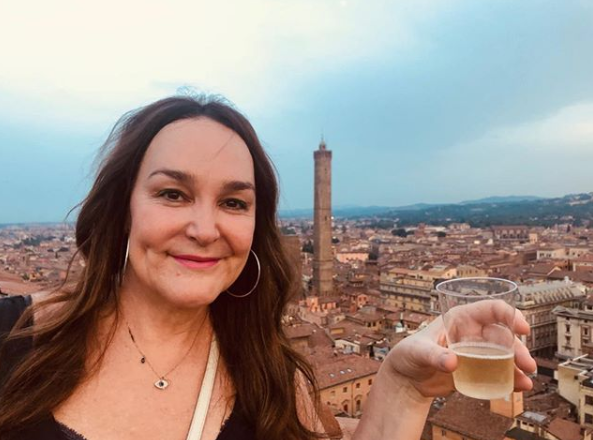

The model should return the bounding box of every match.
[441,430,446,436]
[587,395,593,406]
[586,413,593,424]
[356,383,361,389]
[368,379,373,385]
[343,387,347,393]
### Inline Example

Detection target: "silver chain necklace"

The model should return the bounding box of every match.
[126,316,205,390]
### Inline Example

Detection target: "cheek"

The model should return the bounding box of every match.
[129,210,175,252]
[231,219,256,252]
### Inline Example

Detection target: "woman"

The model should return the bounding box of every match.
[0,95,537,440]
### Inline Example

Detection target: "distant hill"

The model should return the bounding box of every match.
[280,205,394,218]
[459,195,544,205]
[385,192,593,227]
[280,193,593,227]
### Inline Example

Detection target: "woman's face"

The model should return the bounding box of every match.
[126,117,256,308]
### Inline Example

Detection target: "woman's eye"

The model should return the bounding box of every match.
[223,199,248,210]
[158,189,185,201]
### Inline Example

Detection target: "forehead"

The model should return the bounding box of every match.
[139,117,255,183]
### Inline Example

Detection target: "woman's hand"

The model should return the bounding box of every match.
[384,303,537,399]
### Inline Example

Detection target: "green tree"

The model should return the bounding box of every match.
[391,228,408,237]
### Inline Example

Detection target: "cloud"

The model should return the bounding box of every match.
[1,0,593,219]
[417,102,593,203]
[0,0,451,118]
[449,102,593,157]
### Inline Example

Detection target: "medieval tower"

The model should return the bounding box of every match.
[313,137,333,297]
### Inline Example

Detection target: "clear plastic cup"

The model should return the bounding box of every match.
[436,277,517,400]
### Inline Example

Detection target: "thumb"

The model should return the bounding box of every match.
[437,350,458,373]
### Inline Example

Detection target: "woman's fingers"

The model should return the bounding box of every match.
[512,309,531,336]
[446,300,523,338]
[514,336,537,374]
[513,365,534,392]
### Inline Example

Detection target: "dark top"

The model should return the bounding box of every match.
[0,295,255,440]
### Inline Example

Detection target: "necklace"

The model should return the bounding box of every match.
[126,313,207,390]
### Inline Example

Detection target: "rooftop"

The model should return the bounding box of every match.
[309,353,381,390]
[429,393,512,440]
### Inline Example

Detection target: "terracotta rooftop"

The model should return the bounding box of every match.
[284,324,315,340]
[401,310,433,325]
[505,427,546,440]
[327,320,368,338]
[0,280,41,294]
[547,418,582,440]
[548,270,593,285]
[429,393,513,440]
[284,323,334,352]
[347,311,384,322]
[309,353,380,390]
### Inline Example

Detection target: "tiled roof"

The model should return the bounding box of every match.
[547,418,582,440]
[284,324,315,339]
[505,427,546,440]
[429,393,513,440]
[309,353,380,390]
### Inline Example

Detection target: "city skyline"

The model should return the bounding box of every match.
[1,1,593,224]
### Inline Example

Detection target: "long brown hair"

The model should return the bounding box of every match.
[0,96,323,439]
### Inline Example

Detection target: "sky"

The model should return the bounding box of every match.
[1,0,592,223]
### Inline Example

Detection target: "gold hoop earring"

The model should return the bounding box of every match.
[226,250,261,298]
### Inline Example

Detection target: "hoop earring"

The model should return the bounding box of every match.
[119,239,130,286]
[226,250,261,298]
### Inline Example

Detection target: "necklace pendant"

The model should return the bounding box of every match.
[154,378,169,390]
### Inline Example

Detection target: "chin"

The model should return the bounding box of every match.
[163,287,223,309]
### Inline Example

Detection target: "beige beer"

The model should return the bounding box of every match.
[451,342,514,400]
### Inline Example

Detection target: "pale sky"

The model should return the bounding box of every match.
[1,0,592,223]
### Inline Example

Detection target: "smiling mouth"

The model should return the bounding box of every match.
[172,255,220,269]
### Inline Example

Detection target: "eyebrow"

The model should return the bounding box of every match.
[148,168,255,192]
[222,180,256,192]
[149,169,195,185]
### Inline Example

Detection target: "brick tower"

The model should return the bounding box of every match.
[313,137,333,297]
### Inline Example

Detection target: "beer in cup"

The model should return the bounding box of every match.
[436,277,517,400]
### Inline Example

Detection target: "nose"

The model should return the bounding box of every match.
[184,204,221,246]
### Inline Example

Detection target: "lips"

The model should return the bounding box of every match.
[172,254,220,269]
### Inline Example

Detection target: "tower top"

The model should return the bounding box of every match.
[319,135,327,150]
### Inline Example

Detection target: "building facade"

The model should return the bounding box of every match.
[379,266,455,313]
[553,296,593,360]
[517,280,587,357]
[313,354,380,417]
